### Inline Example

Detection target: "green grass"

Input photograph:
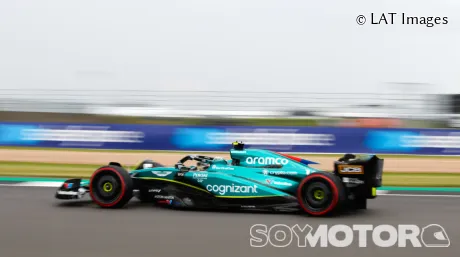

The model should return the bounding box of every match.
[1,161,460,187]
[0,161,101,178]
[382,172,460,187]
[2,146,460,159]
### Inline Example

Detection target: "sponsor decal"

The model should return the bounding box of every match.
[193,173,208,178]
[273,181,292,186]
[263,170,298,176]
[155,195,174,200]
[157,200,173,205]
[192,172,208,182]
[0,124,39,145]
[177,172,186,177]
[152,171,172,177]
[365,130,418,152]
[207,131,335,146]
[211,165,234,170]
[21,127,144,143]
[265,179,293,186]
[206,184,258,195]
[342,177,365,184]
[172,128,335,149]
[246,157,289,165]
[63,183,73,188]
[337,165,364,174]
[148,189,162,193]
[367,130,460,151]
[57,190,78,195]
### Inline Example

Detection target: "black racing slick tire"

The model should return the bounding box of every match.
[89,165,133,208]
[297,171,346,216]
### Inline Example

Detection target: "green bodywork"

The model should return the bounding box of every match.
[81,149,322,198]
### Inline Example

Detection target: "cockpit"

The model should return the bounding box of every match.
[174,154,231,172]
[174,141,292,172]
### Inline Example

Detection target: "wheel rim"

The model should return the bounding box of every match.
[302,180,334,212]
[103,182,113,192]
[91,171,122,204]
[313,189,325,200]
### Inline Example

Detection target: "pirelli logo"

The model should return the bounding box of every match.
[337,165,364,174]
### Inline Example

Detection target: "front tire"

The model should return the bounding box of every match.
[89,165,133,208]
[297,172,346,216]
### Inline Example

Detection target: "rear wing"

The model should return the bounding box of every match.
[333,154,383,188]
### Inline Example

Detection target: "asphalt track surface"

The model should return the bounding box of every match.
[1,187,459,257]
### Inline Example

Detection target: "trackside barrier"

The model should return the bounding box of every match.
[0,122,460,155]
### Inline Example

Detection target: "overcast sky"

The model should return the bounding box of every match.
[1,0,459,97]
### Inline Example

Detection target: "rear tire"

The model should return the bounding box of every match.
[297,172,346,216]
[89,165,133,208]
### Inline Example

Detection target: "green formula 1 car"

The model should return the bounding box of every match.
[55,142,383,216]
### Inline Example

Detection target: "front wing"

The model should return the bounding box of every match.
[55,179,88,200]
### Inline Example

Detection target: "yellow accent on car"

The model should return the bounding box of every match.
[372,187,377,196]
[138,177,212,194]
[313,190,324,200]
[103,182,113,192]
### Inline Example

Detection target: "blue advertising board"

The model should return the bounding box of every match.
[1,122,460,155]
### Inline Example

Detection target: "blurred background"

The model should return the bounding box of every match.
[0,89,459,129]
[1,0,460,152]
